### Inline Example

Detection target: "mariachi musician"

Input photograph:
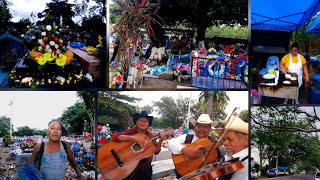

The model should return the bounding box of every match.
[217,115,249,180]
[113,111,166,180]
[167,114,225,177]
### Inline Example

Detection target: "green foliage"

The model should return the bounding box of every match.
[0,116,10,137]
[3,135,11,145]
[198,91,229,122]
[152,117,173,129]
[239,110,249,123]
[14,126,33,136]
[251,106,320,172]
[205,25,248,40]
[0,0,12,33]
[60,102,90,135]
[139,105,153,114]
[97,92,140,130]
[45,1,76,28]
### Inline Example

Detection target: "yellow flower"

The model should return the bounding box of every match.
[43,53,54,62]
[87,46,96,53]
[208,48,217,53]
[98,35,103,45]
[37,57,47,65]
[65,50,73,65]
[206,55,214,59]
[56,54,67,66]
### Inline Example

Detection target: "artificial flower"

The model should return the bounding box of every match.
[49,41,55,46]
[59,39,63,43]
[65,50,73,64]
[85,73,93,82]
[38,39,43,44]
[41,32,46,36]
[47,48,52,53]
[37,56,47,65]
[43,36,48,42]
[21,34,24,38]
[55,44,59,49]
[43,53,54,62]
[46,25,52,31]
[56,54,67,66]
[45,45,50,49]
[31,36,35,39]
[29,49,43,59]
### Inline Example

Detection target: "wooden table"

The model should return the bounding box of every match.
[258,72,299,104]
[67,46,102,81]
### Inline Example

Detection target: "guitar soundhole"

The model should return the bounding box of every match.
[132,143,142,151]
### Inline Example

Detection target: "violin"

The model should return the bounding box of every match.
[179,160,244,180]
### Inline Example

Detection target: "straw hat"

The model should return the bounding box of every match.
[216,115,248,134]
[190,114,218,127]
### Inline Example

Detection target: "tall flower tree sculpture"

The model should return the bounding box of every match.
[112,0,162,87]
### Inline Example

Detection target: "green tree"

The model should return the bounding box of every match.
[239,110,249,123]
[0,0,12,33]
[60,102,90,135]
[198,91,229,122]
[45,0,76,27]
[15,126,34,136]
[251,106,320,173]
[0,116,10,137]
[98,92,140,130]
[139,105,153,114]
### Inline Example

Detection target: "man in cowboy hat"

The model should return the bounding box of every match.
[217,115,249,180]
[167,114,225,177]
[113,111,166,180]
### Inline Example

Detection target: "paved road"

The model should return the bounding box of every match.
[263,174,313,180]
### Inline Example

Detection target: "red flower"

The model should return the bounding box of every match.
[54,37,59,42]
[43,37,48,42]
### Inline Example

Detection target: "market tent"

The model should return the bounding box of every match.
[306,14,320,33]
[252,0,320,31]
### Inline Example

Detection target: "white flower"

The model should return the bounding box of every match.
[21,34,24,38]
[85,73,93,82]
[66,26,69,28]
[46,25,52,31]
[55,44,59,49]
[56,49,60,54]
[31,36,35,39]
[21,77,33,83]
[59,39,63,43]
[48,79,51,84]
[47,48,52,53]
[56,76,65,83]
[38,46,42,51]
[38,39,43,44]
[27,25,30,28]
[63,46,66,49]
[59,29,62,32]
[41,32,46,36]
[49,41,55,46]
[45,45,50,49]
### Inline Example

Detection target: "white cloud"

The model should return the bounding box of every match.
[0,91,79,130]
[9,0,98,23]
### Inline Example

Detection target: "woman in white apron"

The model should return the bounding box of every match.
[280,42,310,104]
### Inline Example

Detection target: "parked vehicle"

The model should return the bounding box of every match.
[314,172,320,180]
[266,169,277,178]
[251,168,258,179]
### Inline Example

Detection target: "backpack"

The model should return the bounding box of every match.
[34,141,68,170]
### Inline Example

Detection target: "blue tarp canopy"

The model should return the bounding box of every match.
[252,0,320,31]
[306,14,320,33]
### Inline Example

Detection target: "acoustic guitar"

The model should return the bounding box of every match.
[172,138,223,176]
[98,133,162,180]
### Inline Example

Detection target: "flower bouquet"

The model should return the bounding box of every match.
[22,23,73,68]
[20,138,37,153]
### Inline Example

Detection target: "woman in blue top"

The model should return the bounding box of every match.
[31,120,84,180]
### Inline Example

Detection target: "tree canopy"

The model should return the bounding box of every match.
[0,116,10,137]
[251,106,320,173]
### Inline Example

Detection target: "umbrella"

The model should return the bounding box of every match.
[252,0,320,31]
[306,14,320,33]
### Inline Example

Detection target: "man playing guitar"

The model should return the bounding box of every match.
[113,111,166,180]
[167,114,225,177]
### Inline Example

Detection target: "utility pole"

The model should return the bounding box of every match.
[9,100,13,137]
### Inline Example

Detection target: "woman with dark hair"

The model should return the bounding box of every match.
[280,42,310,103]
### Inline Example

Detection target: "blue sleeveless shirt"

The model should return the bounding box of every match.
[39,141,68,180]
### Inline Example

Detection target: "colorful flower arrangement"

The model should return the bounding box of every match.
[21,23,74,67]
[20,138,37,151]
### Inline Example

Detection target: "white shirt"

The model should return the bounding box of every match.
[224,147,249,180]
[167,134,226,158]
[167,134,198,154]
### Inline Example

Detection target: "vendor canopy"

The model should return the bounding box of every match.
[251,0,320,31]
[306,13,320,33]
